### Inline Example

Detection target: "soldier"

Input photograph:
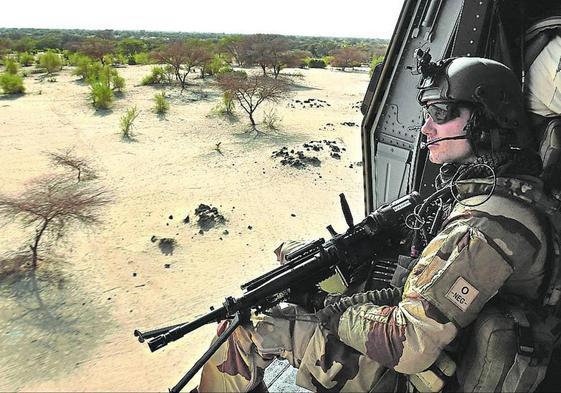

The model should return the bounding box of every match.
[193,57,554,392]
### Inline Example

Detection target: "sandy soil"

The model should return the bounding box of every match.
[0,64,370,392]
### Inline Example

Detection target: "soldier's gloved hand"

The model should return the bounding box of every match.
[316,303,344,336]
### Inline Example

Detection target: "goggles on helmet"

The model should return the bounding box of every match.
[422,102,462,125]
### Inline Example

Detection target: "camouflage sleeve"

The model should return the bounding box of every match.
[337,223,516,374]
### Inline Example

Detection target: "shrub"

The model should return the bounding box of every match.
[102,54,114,66]
[39,50,62,75]
[207,54,231,76]
[370,55,385,76]
[89,81,113,109]
[133,52,151,65]
[112,74,125,92]
[307,58,327,69]
[114,54,127,65]
[263,107,282,130]
[154,92,169,114]
[120,106,139,139]
[222,91,235,114]
[4,57,19,75]
[73,56,102,81]
[141,66,168,85]
[18,52,35,67]
[0,72,25,94]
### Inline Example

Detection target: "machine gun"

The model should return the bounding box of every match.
[133,192,421,392]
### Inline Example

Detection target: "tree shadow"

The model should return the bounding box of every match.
[289,83,322,92]
[0,255,114,389]
[232,125,305,147]
[158,238,176,256]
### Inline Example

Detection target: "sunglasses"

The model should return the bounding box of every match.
[422,102,462,125]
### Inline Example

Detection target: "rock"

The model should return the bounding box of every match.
[248,225,253,230]
[164,264,171,269]
[169,215,173,220]
[132,272,137,277]
[223,229,229,235]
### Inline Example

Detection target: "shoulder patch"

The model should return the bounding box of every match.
[445,277,479,311]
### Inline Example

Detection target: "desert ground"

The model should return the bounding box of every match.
[0,64,370,391]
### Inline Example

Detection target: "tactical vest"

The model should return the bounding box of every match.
[402,177,561,393]
[453,177,561,393]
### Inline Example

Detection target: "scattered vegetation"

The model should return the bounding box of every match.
[0,174,111,270]
[141,66,170,85]
[3,56,19,74]
[87,65,125,109]
[306,58,327,68]
[0,72,25,94]
[18,52,34,66]
[89,81,113,109]
[153,92,169,114]
[39,50,63,75]
[120,106,139,139]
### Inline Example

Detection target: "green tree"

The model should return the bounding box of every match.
[18,52,35,67]
[3,57,19,75]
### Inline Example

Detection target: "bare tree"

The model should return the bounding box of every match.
[217,72,291,132]
[154,40,209,93]
[330,47,368,71]
[191,40,215,79]
[272,49,311,78]
[46,148,95,182]
[0,175,111,269]
[78,38,116,65]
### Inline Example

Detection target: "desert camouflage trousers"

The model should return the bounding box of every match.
[197,303,394,392]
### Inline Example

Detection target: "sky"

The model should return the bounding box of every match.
[1,0,404,39]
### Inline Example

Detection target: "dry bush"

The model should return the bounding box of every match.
[217,72,291,131]
[46,148,96,182]
[0,174,111,269]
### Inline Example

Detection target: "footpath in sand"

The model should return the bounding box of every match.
[0,64,370,391]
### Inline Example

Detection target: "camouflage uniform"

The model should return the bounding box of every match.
[196,180,548,392]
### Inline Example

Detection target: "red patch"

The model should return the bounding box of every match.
[364,306,407,369]
[217,320,229,336]
[216,334,252,380]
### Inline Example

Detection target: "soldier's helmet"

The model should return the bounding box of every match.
[417,56,532,152]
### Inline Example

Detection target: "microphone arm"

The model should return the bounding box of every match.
[421,135,468,149]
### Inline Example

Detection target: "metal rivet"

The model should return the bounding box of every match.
[470,40,474,44]
[476,14,480,18]
[473,27,477,31]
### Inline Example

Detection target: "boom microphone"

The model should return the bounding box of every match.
[421,135,468,149]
